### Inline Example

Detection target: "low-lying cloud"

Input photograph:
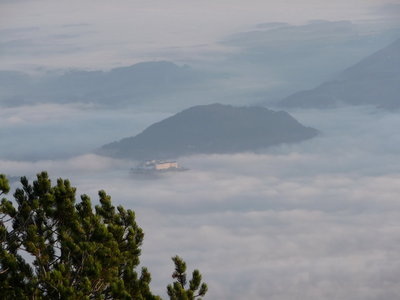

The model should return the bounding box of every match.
[2,106,400,299]
[1,1,400,298]
[0,103,170,160]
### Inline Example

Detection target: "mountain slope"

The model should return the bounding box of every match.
[98,103,318,160]
[279,38,400,109]
[0,61,205,107]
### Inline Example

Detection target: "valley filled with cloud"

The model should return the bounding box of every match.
[1,1,400,299]
[2,106,400,299]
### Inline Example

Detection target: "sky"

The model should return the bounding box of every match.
[1,0,400,299]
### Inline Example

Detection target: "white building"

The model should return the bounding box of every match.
[154,161,178,170]
[140,160,179,171]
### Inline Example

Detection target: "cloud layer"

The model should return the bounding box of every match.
[0,103,170,160]
[2,106,400,299]
[0,0,398,71]
[1,1,400,298]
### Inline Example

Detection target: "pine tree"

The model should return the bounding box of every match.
[167,256,208,300]
[0,172,207,299]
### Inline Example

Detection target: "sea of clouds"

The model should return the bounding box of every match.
[2,105,400,299]
[1,1,400,298]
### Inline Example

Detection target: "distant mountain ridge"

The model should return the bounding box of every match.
[97,103,318,160]
[0,61,205,107]
[279,38,400,109]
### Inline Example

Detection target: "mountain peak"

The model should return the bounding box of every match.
[97,104,318,160]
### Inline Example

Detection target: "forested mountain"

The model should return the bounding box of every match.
[98,103,318,160]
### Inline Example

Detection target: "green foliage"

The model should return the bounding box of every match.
[0,172,207,300]
[167,256,208,300]
[0,174,10,195]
